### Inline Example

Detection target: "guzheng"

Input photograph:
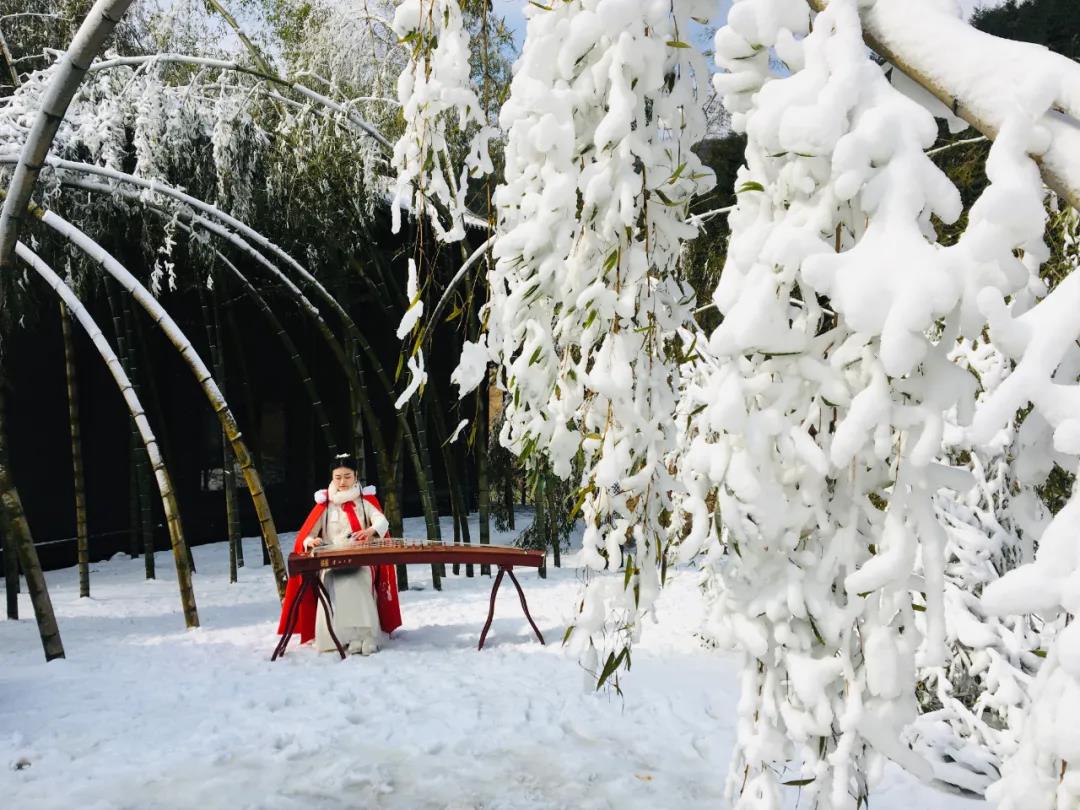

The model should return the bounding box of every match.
[288,538,545,574]
[272,539,547,662]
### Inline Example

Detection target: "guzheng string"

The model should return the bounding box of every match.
[308,538,531,556]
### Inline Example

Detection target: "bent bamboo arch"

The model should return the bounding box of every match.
[15,196,289,597]
[15,242,201,627]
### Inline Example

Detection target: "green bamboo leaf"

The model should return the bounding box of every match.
[667,40,691,48]
[737,180,765,193]
[596,648,628,690]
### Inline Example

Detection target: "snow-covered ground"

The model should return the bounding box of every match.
[2,511,982,810]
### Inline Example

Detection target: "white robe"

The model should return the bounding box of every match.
[304,488,390,652]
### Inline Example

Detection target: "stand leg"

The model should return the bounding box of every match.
[271,575,310,661]
[478,566,506,650]
[313,575,347,660]
[505,568,545,645]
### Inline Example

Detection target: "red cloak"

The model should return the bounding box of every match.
[276,492,402,643]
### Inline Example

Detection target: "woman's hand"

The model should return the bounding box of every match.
[350,527,377,544]
[303,536,323,551]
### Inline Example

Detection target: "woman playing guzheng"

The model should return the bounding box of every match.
[276,453,402,655]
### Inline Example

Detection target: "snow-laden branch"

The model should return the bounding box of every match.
[86,53,393,150]
[0,0,136,268]
[10,154,335,311]
[694,0,1057,803]
[808,0,1080,210]
[389,0,494,242]
[484,0,716,678]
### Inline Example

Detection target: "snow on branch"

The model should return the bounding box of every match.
[485,0,715,681]
[389,0,494,242]
[809,0,1080,211]
[684,0,1063,805]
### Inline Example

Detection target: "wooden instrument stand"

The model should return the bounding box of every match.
[272,542,547,660]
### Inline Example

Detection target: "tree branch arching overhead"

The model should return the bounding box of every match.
[807,0,1080,210]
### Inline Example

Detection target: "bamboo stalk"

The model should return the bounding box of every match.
[534,472,547,580]
[59,304,90,597]
[196,274,238,583]
[213,292,243,570]
[478,365,492,576]
[118,297,157,571]
[106,284,154,576]
[205,247,336,456]
[17,243,199,627]
[222,305,269,568]
[430,384,473,577]
[127,433,140,559]
[0,391,65,658]
[2,504,19,619]
[22,203,287,598]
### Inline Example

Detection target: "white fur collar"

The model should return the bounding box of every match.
[314,484,377,504]
[328,485,361,505]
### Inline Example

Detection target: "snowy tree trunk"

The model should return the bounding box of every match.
[0,385,65,660]
[18,243,200,628]
[59,304,90,598]
[0,0,137,268]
